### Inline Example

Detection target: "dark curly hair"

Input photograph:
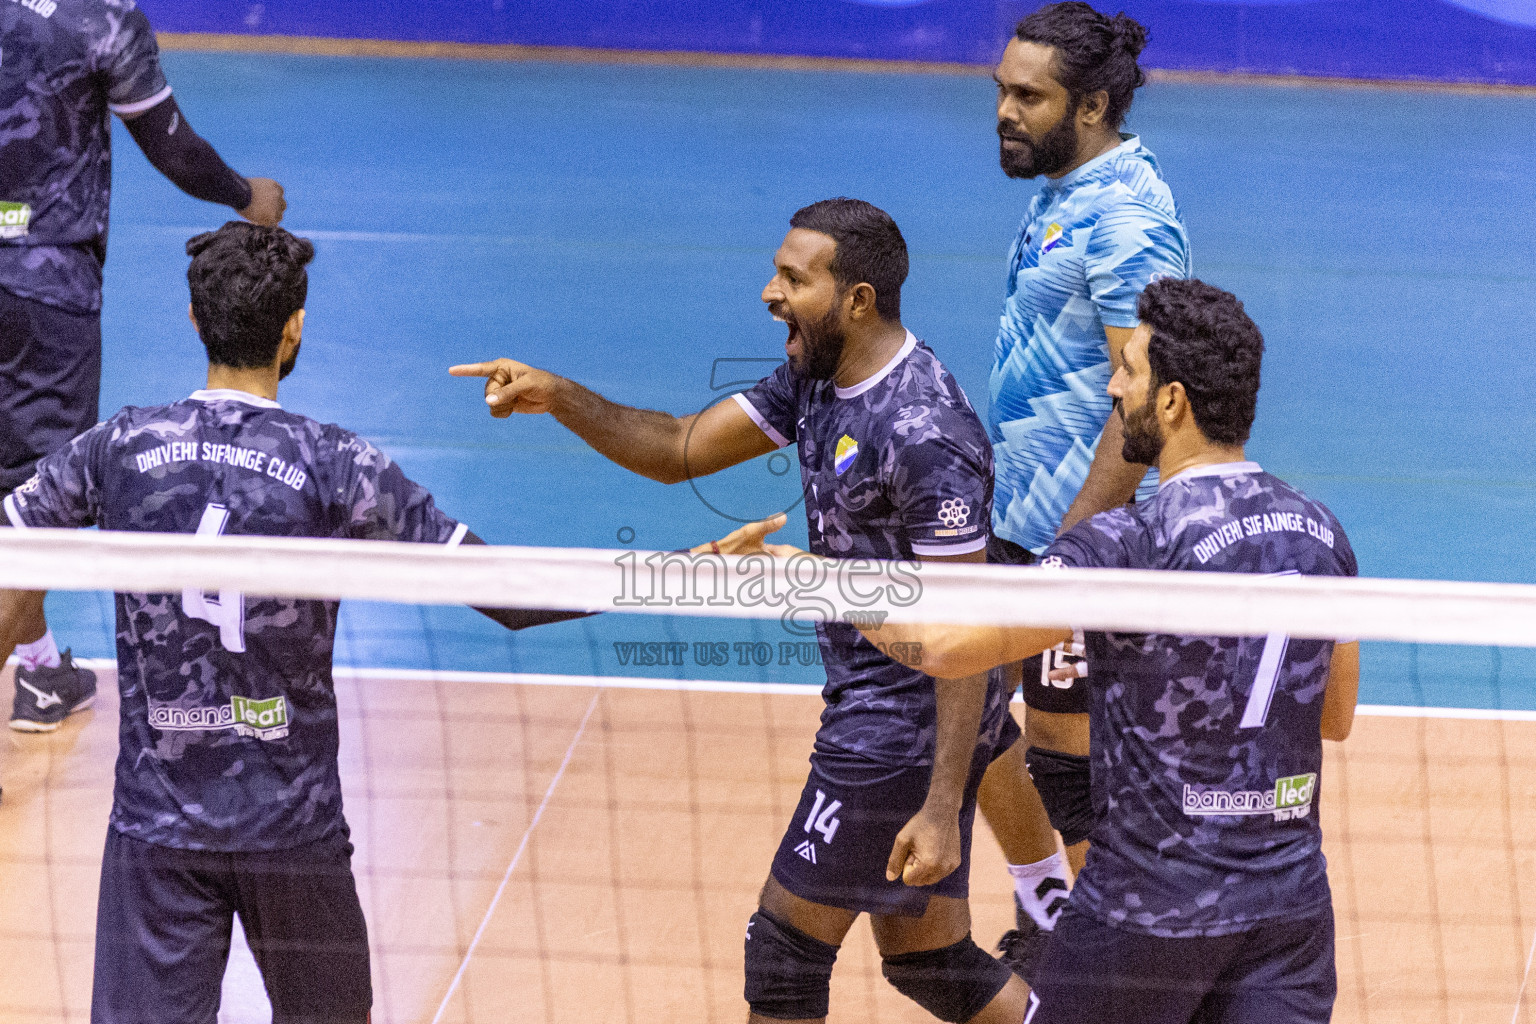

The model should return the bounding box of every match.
[186,222,315,369]
[789,198,908,321]
[1015,2,1148,129]
[1137,278,1264,445]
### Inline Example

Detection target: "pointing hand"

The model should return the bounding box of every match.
[450,359,564,418]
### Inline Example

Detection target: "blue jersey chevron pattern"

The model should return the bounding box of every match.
[989,135,1190,551]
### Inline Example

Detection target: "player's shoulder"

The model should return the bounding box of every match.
[1045,504,1151,569]
[888,341,987,439]
[308,418,391,471]
[96,399,198,443]
[1262,470,1354,552]
[1083,140,1182,223]
[65,0,150,42]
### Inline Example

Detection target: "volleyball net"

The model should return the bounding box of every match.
[3,527,1535,645]
[3,529,1535,1024]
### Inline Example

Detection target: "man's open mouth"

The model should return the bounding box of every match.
[772,311,802,349]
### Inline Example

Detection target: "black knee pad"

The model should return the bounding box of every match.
[743,909,839,1020]
[1025,745,1098,846]
[881,935,1013,1023]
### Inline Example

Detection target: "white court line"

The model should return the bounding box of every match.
[1513,925,1536,1024]
[16,658,1536,721]
[428,688,601,1024]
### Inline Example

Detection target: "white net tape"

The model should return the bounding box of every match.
[0,528,1528,647]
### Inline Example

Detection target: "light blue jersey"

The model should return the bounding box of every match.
[989,135,1190,552]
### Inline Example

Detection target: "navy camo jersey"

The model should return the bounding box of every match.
[1039,461,1357,937]
[2,390,464,851]
[736,332,1009,766]
[0,0,170,312]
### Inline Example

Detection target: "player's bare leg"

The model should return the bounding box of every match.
[977,734,1058,865]
[1025,707,1090,874]
[0,590,47,664]
[975,661,1075,966]
[871,894,1032,1024]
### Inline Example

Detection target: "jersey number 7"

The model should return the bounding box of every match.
[182,503,247,653]
[1238,571,1298,729]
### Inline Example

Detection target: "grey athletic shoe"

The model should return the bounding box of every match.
[10,650,97,733]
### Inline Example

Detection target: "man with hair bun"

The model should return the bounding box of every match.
[975,0,1194,970]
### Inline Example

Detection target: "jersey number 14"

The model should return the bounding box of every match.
[181,503,247,652]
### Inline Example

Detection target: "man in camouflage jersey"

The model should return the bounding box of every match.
[0,0,285,732]
[0,223,583,1023]
[854,278,1361,1022]
[453,200,1034,1023]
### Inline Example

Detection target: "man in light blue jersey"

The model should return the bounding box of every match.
[972,0,1193,970]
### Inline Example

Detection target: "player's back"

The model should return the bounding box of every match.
[1,0,167,307]
[1048,461,1357,937]
[5,389,462,850]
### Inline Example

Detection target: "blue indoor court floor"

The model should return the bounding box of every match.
[42,48,1536,710]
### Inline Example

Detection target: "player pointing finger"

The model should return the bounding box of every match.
[453,200,1033,1024]
[448,359,561,417]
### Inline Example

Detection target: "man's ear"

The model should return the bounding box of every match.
[846,283,879,321]
[277,308,305,359]
[188,303,198,332]
[1160,380,1188,427]
[1077,90,1110,128]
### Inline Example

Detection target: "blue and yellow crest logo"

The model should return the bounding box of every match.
[1041,222,1066,253]
[834,435,859,476]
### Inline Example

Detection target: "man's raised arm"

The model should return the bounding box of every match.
[119,96,285,227]
[450,358,776,484]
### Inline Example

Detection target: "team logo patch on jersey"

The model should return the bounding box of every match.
[0,202,32,240]
[937,498,970,528]
[1040,222,1065,253]
[834,435,859,476]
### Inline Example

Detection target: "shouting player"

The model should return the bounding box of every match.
[453,199,1032,1023]
[978,0,1193,966]
[1,0,286,732]
[823,277,1354,1023]
[0,223,583,1023]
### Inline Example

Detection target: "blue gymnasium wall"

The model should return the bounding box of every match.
[141,0,1536,86]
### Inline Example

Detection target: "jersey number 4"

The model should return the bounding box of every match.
[182,503,247,653]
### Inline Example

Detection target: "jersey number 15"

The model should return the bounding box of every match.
[181,503,247,652]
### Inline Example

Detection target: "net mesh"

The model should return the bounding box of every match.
[3,534,1536,1023]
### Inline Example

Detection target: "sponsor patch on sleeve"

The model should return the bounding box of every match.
[0,202,32,240]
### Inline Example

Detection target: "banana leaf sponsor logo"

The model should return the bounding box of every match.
[1183,772,1316,822]
[149,694,289,740]
[0,202,32,240]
